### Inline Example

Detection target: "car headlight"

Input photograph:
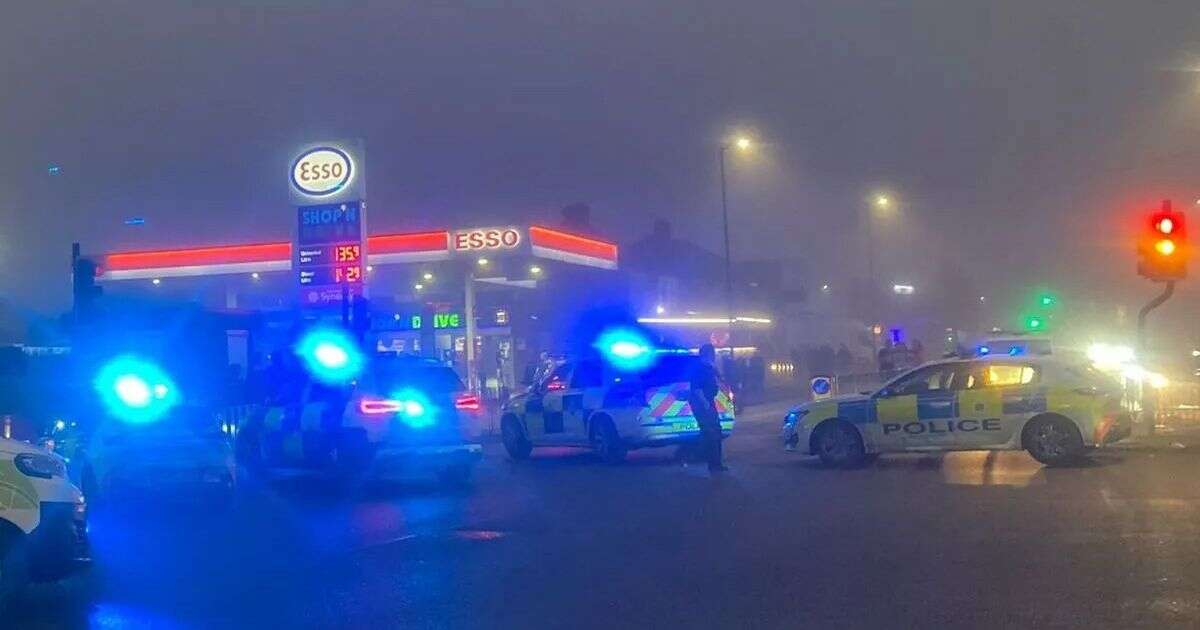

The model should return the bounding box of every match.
[783,409,808,428]
[15,452,66,479]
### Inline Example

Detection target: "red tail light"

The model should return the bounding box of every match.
[545,380,566,392]
[455,393,482,412]
[359,398,402,415]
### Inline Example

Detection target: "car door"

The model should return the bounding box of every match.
[530,362,573,444]
[562,360,603,444]
[963,362,1041,448]
[874,363,962,450]
[955,362,1005,449]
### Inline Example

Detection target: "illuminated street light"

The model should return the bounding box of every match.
[477,258,489,266]
[893,284,915,295]
[719,133,758,342]
[422,272,433,281]
[875,195,890,209]
[529,265,542,275]
[414,283,424,291]
[251,272,260,280]
[152,278,161,286]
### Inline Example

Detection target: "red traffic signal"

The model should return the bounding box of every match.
[1138,200,1187,281]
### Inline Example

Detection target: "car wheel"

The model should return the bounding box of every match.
[1025,415,1085,466]
[501,416,532,461]
[814,420,866,469]
[0,533,28,612]
[591,416,626,464]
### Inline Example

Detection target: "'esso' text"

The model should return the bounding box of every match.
[453,228,522,252]
[291,147,353,197]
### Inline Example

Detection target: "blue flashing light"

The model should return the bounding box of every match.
[977,345,991,356]
[295,327,365,385]
[1008,346,1024,356]
[48,165,61,176]
[93,355,180,424]
[595,326,658,372]
[811,377,832,396]
[390,387,436,429]
[124,217,146,226]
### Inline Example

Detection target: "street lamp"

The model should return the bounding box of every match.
[719,135,755,342]
[866,192,895,321]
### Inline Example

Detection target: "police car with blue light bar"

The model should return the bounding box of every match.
[781,355,1131,468]
[500,353,734,463]
[240,352,482,484]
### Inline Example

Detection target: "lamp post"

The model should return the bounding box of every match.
[719,136,753,345]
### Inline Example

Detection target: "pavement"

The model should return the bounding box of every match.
[10,400,1200,629]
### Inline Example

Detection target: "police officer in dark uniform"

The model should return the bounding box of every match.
[689,344,728,472]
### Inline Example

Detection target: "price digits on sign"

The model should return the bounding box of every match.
[335,245,361,263]
[333,266,363,284]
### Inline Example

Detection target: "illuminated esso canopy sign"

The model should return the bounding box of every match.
[291,147,354,197]
[452,227,522,252]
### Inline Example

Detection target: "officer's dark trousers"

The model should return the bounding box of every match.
[697,415,723,471]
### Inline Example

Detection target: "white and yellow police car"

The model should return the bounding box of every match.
[501,354,735,463]
[782,355,1131,467]
[0,437,89,603]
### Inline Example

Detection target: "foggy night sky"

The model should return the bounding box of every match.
[4,1,1200,340]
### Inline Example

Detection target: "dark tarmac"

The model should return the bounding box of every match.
[10,401,1200,629]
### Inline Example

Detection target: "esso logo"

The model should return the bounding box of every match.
[452,228,522,251]
[291,147,353,197]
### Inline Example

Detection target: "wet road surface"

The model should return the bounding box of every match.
[11,401,1200,629]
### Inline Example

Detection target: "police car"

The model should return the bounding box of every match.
[500,354,735,463]
[240,355,483,484]
[0,437,90,604]
[781,355,1131,467]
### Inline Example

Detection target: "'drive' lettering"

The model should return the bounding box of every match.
[882,419,1002,435]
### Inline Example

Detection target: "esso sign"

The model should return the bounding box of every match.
[291,147,353,197]
[452,228,522,252]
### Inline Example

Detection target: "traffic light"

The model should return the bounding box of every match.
[1024,315,1044,332]
[72,257,103,320]
[1138,200,1187,281]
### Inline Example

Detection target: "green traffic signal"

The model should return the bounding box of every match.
[1038,294,1056,307]
[1025,315,1044,331]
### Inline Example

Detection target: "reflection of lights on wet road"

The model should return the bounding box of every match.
[90,604,189,630]
[940,451,1043,487]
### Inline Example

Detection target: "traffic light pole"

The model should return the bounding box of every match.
[1136,280,1175,436]
[1136,281,1175,354]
